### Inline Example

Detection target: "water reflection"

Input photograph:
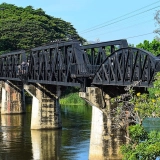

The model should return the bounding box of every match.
[0,114,32,160]
[0,105,92,160]
[0,105,159,160]
[60,105,91,160]
[31,130,61,160]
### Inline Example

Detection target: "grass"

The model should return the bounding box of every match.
[60,92,86,105]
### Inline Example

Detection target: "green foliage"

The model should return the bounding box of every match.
[128,73,160,124]
[60,87,87,105]
[61,87,80,97]
[0,3,85,52]
[118,73,160,159]
[110,73,160,159]
[121,125,160,160]
[148,72,160,98]
[136,39,160,56]
[60,92,86,105]
[133,92,160,124]
[128,124,147,142]
[110,80,160,127]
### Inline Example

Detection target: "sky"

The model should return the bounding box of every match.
[0,0,160,45]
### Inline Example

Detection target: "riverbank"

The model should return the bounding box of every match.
[60,92,86,105]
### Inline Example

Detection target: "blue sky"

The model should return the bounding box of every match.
[1,0,160,45]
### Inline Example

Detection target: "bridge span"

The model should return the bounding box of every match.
[0,39,160,129]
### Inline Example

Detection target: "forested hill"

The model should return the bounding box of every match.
[0,3,85,53]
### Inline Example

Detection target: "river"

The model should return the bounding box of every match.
[0,104,160,160]
[0,105,91,160]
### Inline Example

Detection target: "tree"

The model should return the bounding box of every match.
[136,39,160,56]
[0,3,85,53]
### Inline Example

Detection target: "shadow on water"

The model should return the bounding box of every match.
[0,104,160,160]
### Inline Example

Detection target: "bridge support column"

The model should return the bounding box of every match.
[1,81,25,114]
[79,87,106,109]
[80,87,125,159]
[24,84,61,130]
[88,106,125,160]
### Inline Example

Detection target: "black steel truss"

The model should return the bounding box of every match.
[81,39,128,66]
[0,39,159,88]
[26,40,85,86]
[0,50,26,81]
[70,39,129,78]
[92,47,160,87]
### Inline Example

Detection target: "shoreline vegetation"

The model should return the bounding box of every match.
[60,92,86,106]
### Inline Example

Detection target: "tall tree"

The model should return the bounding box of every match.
[0,3,85,53]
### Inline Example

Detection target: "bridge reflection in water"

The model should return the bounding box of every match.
[31,130,61,160]
[1,105,159,160]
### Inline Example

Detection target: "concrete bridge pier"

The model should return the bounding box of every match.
[1,81,25,114]
[24,84,62,130]
[79,87,126,160]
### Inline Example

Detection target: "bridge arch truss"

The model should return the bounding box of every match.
[92,47,160,87]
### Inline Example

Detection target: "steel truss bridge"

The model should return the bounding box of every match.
[0,39,160,90]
